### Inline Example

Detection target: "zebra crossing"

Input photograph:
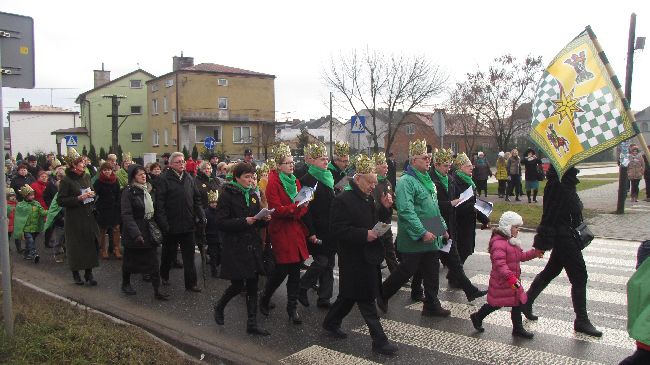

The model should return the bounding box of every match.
[279,233,638,364]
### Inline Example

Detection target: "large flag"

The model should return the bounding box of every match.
[530,27,638,177]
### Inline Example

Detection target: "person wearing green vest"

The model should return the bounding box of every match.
[378,139,451,317]
[12,184,47,263]
[619,241,650,364]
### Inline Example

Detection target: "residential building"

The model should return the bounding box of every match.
[275,116,348,155]
[75,67,155,159]
[8,99,80,157]
[147,55,276,160]
[635,106,650,145]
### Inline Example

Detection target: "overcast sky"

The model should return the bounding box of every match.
[1,0,649,125]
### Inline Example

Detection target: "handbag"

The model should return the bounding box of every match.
[536,165,546,181]
[147,219,163,245]
[572,222,594,250]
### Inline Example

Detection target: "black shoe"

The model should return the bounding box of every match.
[422,307,451,317]
[505,197,511,202]
[410,291,424,302]
[467,289,487,302]
[259,296,271,316]
[172,259,183,269]
[142,274,152,282]
[372,341,398,356]
[521,303,538,320]
[316,299,331,309]
[186,286,202,293]
[121,284,137,296]
[515,197,521,201]
[574,318,602,337]
[512,326,534,339]
[154,291,170,301]
[288,309,302,325]
[214,305,224,325]
[246,325,270,336]
[298,289,310,307]
[84,272,97,286]
[33,254,40,264]
[470,312,484,332]
[323,325,347,339]
[376,296,388,314]
[73,271,84,285]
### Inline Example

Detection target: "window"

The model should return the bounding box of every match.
[163,96,168,113]
[406,124,415,135]
[172,138,177,146]
[218,78,228,86]
[317,136,325,142]
[233,126,251,143]
[643,123,649,133]
[164,128,169,146]
[152,129,159,146]
[165,79,174,87]
[152,99,158,114]
[151,83,159,92]
[172,109,177,123]
[130,105,142,114]
[218,97,228,110]
[450,141,459,153]
[131,133,143,142]
[130,80,142,88]
[196,126,222,143]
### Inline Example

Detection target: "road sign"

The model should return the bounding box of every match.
[204,136,216,150]
[64,135,78,147]
[0,12,35,89]
[351,115,366,134]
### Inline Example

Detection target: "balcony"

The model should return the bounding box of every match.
[180,108,274,123]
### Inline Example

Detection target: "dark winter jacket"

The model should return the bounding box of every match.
[430,169,457,240]
[300,171,336,255]
[472,157,492,180]
[215,183,267,280]
[521,156,543,182]
[11,174,35,202]
[331,180,389,301]
[195,170,221,209]
[328,161,347,194]
[204,206,220,237]
[93,176,121,227]
[121,184,157,249]
[371,177,394,248]
[43,179,58,208]
[154,168,205,235]
[452,171,489,260]
[506,156,522,176]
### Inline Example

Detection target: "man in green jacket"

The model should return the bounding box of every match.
[378,139,451,317]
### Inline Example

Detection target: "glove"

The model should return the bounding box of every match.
[507,275,519,289]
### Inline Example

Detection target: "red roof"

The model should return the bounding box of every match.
[182,63,274,78]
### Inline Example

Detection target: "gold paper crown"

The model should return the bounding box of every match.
[51,158,62,168]
[257,164,270,176]
[409,139,428,157]
[207,190,219,203]
[122,152,132,162]
[272,143,292,164]
[433,148,454,165]
[18,184,35,198]
[6,187,16,196]
[373,152,387,166]
[63,147,81,165]
[354,154,375,175]
[264,158,277,171]
[305,143,327,159]
[334,141,350,157]
[454,152,472,167]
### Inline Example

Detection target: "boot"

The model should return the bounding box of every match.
[209,257,219,278]
[84,269,97,286]
[526,190,531,203]
[112,227,122,259]
[511,308,534,339]
[522,275,549,320]
[246,294,270,336]
[532,189,538,203]
[286,293,302,325]
[154,286,170,301]
[259,294,272,316]
[572,286,602,337]
[213,285,240,325]
[121,283,136,295]
[99,232,109,259]
[72,271,84,285]
[470,312,484,332]
[298,288,310,307]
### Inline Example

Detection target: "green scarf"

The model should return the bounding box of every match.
[456,170,476,189]
[377,175,387,182]
[279,171,298,200]
[434,169,449,192]
[327,162,345,177]
[412,167,435,195]
[230,181,252,206]
[308,164,334,189]
[343,184,353,191]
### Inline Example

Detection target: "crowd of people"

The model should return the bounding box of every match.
[4,139,646,362]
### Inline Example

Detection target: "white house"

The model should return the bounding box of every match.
[275,117,349,153]
[8,100,80,157]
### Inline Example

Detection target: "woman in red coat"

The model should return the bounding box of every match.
[30,170,50,209]
[259,143,309,324]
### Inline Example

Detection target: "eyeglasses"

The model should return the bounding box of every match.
[172,160,186,164]
[280,161,295,165]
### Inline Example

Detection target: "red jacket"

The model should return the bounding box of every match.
[486,233,538,307]
[31,180,49,209]
[266,170,309,264]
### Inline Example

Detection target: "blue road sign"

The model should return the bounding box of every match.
[64,135,78,147]
[204,136,216,150]
[351,115,366,134]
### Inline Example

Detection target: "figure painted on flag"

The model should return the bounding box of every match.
[546,123,570,156]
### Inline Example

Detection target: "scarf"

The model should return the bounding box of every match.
[411,166,435,195]
[231,181,251,206]
[328,161,346,177]
[279,171,298,200]
[377,175,387,182]
[434,169,449,192]
[99,171,117,184]
[308,164,334,189]
[456,170,476,189]
[133,183,154,220]
[343,184,353,191]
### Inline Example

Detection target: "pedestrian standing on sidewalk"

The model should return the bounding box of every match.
[259,143,309,325]
[322,154,398,356]
[12,184,47,263]
[495,152,508,198]
[505,149,522,201]
[627,146,645,203]
[6,188,22,253]
[522,148,543,203]
[472,151,491,197]
[523,166,603,337]
[470,211,544,338]
[213,162,272,335]
[371,152,398,273]
[93,162,122,260]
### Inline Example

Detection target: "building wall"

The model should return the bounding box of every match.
[387,119,438,166]
[9,112,79,156]
[80,70,153,158]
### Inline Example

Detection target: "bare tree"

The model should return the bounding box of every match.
[324,49,447,154]
[445,82,489,156]
[463,54,543,152]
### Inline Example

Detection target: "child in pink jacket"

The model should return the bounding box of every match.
[470,211,544,338]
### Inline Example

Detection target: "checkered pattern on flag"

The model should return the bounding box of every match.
[529,27,637,178]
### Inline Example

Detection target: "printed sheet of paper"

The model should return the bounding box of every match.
[372,222,392,236]
[295,183,317,206]
[440,239,452,253]
[80,187,94,205]
[420,216,446,237]
[334,176,350,192]
[456,187,474,206]
[474,199,494,217]
[254,208,275,220]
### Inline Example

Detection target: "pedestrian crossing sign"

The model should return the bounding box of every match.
[351,115,366,134]
[65,135,78,147]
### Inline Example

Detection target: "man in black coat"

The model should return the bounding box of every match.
[371,152,397,272]
[155,152,206,293]
[11,164,35,202]
[322,157,398,356]
[328,141,350,194]
[386,152,397,189]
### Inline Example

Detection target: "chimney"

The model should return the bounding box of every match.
[93,63,111,88]
[173,52,194,71]
[18,98,31,111]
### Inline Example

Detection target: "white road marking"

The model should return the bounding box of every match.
[519,264,631,285]
[279,345,380,365]
[473,251,636,270]
[353,319,604,365]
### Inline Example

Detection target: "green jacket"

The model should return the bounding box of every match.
[116,168,128,190]
[44,192,63,231]
[627,259,650,345]
[12,199,47,239]
[395,169,447,253]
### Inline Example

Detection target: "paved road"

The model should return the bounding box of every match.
[11,227,639,364]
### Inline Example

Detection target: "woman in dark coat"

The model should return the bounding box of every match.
[57,156,100,285]
[120,164,169,300]
[213,162,271,336]
[93,162,122,259]
[521,148,543,203]
[195,161,222,208]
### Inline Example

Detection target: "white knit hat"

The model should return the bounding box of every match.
[498,151,505,158]
[497,211,523,237]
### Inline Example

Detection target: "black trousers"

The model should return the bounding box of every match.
[506,175,523,197]
[381,235,399,273]
[123,269,161,289]
[475,303,523,325]
[300,252,335,300]
[497,180,507,196]
[441,240,479,296]
[323,297,388,346]
[382,251,441,310]
[263,262,301,310]
[160,232,197,289]
[619,348,650,365]
[630,179,641,197]
[475,179,488,196]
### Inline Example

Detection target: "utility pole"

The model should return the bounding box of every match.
[329,92,333,157]
[103,95,127,154]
